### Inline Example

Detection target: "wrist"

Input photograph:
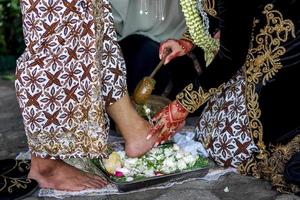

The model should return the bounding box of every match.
[177,39,194,54]
[172,100,189,119]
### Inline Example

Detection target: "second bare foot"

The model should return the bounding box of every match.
[28,155,107,191]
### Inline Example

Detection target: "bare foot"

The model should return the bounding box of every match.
[107,95,157,158]
[28,155,107,191]
[123,117,157,158]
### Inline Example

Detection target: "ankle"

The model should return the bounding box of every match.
[108,95,141,128]
[124,118,149,137]
[30,156,60,177]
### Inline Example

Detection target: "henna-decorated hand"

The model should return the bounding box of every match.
[147,100,189,146]
[159,39,193,65]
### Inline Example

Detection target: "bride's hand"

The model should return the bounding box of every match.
[159,39,193,65]
[147,100,189,146]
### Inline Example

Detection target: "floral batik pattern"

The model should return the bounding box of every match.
[195,70,259,167]
[15,0,127,159]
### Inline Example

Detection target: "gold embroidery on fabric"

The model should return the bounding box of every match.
[7,178,32,193]
[176,83,223,113]
[0,176,7,192]
[2,160,30,175]
[239,4,297,193]
[203,0,217,17]
[239,135,300,193]
[0,176,32,193]
[244,4,295,158]
[246,4,295,85]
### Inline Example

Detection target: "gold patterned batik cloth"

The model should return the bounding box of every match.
[195,70,259,167]
[195,4,298,193]
[15,0,127,159]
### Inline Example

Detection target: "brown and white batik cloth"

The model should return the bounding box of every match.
[15,0,127,159]
[195,70,259,167]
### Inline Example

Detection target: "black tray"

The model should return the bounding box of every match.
[97,160,210,192]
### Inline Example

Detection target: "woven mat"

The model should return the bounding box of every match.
[16,135,237,198]
[38,159,237,199]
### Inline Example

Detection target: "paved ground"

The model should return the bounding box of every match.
[0,79,299,200]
